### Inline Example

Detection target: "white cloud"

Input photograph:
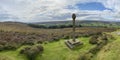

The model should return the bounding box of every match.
[0,0,120,22]
[99,0,120,11]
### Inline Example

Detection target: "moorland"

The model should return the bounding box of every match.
[0,20,119,60]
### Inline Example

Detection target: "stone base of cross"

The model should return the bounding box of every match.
[65,39,83,49]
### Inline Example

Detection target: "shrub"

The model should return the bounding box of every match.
[89,35,99,44]
[37,41,43,44]
[44,41,48,44]
[20,46,31,54]
[100,35,108,41]
[20,45,44,60]
[79,53,93,60]
[0,45,4,51]
[89,45,101,54]
[4,43,17,50]
[22,40,34,45]
[107,34,115,40]
[89,37,108,54]
[63,35,70,39]
[36,45,44,52]
[26,47,39,60]
[0,41,7,45]
[52,37,59,41]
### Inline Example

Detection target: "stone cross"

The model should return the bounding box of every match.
[72,13,76,42]
[65,13,83,49]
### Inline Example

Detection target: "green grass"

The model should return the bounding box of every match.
[0,37,94,60]
[0,48,28,60]
[36,37,94,60]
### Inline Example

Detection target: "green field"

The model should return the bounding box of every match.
[0,37,94,60]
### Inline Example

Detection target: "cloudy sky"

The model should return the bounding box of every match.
[0,0,120,22]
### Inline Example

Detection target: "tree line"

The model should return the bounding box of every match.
[28,22,120,29]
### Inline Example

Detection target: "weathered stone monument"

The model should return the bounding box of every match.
[65,13,83,49]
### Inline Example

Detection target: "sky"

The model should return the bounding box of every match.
[0,0,120,22]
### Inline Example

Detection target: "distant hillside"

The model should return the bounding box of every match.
[28,20,120,29]
[0,22,35,32]
[33,20,120,25]
[1,20,120,30]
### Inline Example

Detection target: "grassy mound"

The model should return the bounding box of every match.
[94,31,120,60]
